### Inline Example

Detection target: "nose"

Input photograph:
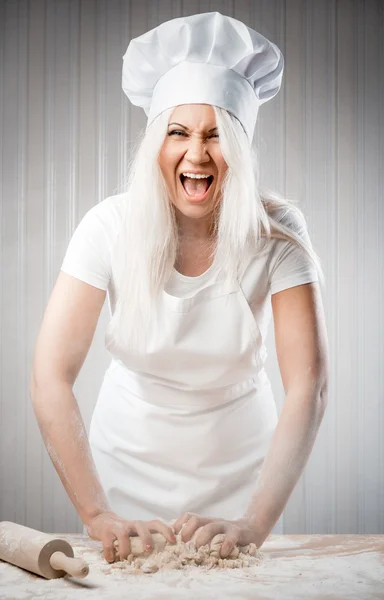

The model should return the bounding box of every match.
[184,134,210,164]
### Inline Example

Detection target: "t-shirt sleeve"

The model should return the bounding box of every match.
[60,204,112,290]
[268,212,319,296]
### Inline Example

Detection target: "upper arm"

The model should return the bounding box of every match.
[271,282,329,398]
[30,271,107,389]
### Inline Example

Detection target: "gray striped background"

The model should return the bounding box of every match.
[0,0,383,534]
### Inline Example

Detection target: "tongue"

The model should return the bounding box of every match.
[183,177,209,197]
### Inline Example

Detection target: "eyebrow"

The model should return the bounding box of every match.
[168,122,218,132]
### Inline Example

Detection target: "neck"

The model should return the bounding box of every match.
[175,208,216,241]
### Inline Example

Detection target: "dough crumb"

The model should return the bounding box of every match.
[115,533,263,572]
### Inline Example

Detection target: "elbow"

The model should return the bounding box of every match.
[318,358,330,407]
[286,370,329,412]
[319,379,329,405]
[309,356,330,408]
[29,372,38,402]
[29,370,46,403]
[312,372,329,419]
[29,373,44,414]
[312,370,329,409]
[29,371,68,409]
[317,384,328,420]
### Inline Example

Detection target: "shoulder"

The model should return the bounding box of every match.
[85,192,126,224]
[261,203,313,263]
[266,203,309,238]
[255,202,319,295]
[244,205,311,271]
[78,193,127,241]
[65,192,128,257]
[61,194,128,289]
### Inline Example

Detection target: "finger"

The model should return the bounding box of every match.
[181,515,213,542]
[115,530,131,561]
[133,520,154,552]
[194,522,227,548]
[102,536,117,563]
[220,532,239,558]
[173,512,194,534]
[180,515,200,542]
[148,520,176,544]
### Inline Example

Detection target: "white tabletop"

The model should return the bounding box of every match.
[0,533,383,599]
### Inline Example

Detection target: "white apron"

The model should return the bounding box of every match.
[89,272,278,522]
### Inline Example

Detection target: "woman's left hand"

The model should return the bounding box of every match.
[172,512,269,558]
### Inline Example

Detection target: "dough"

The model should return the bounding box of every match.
[112,532,263,573]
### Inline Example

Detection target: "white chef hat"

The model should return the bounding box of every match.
[122,12,284,142]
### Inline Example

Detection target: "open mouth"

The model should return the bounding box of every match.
[179,174,214,201]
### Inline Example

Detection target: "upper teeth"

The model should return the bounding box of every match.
[182,173,211,179]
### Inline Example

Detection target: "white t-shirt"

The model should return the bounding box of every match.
[60,193,319,351]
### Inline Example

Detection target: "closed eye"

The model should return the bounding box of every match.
[168,130,219,139]
[168,130,187,137]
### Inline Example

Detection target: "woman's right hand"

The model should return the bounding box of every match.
[85,511,177,563]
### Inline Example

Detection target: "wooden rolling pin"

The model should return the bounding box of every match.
[0,521,89,579]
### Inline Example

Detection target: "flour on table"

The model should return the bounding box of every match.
[110,532,263,574]
[2,534,382,600]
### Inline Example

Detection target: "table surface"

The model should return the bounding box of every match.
[0,534,383,600]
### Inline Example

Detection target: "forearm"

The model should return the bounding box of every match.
[245,385,328,535]
[30,380,110,525]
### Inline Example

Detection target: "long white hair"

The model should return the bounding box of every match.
[106,106,325,355]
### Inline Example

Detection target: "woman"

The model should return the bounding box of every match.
[30,12,329,563]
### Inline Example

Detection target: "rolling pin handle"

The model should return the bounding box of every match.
[49,551,89,578]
